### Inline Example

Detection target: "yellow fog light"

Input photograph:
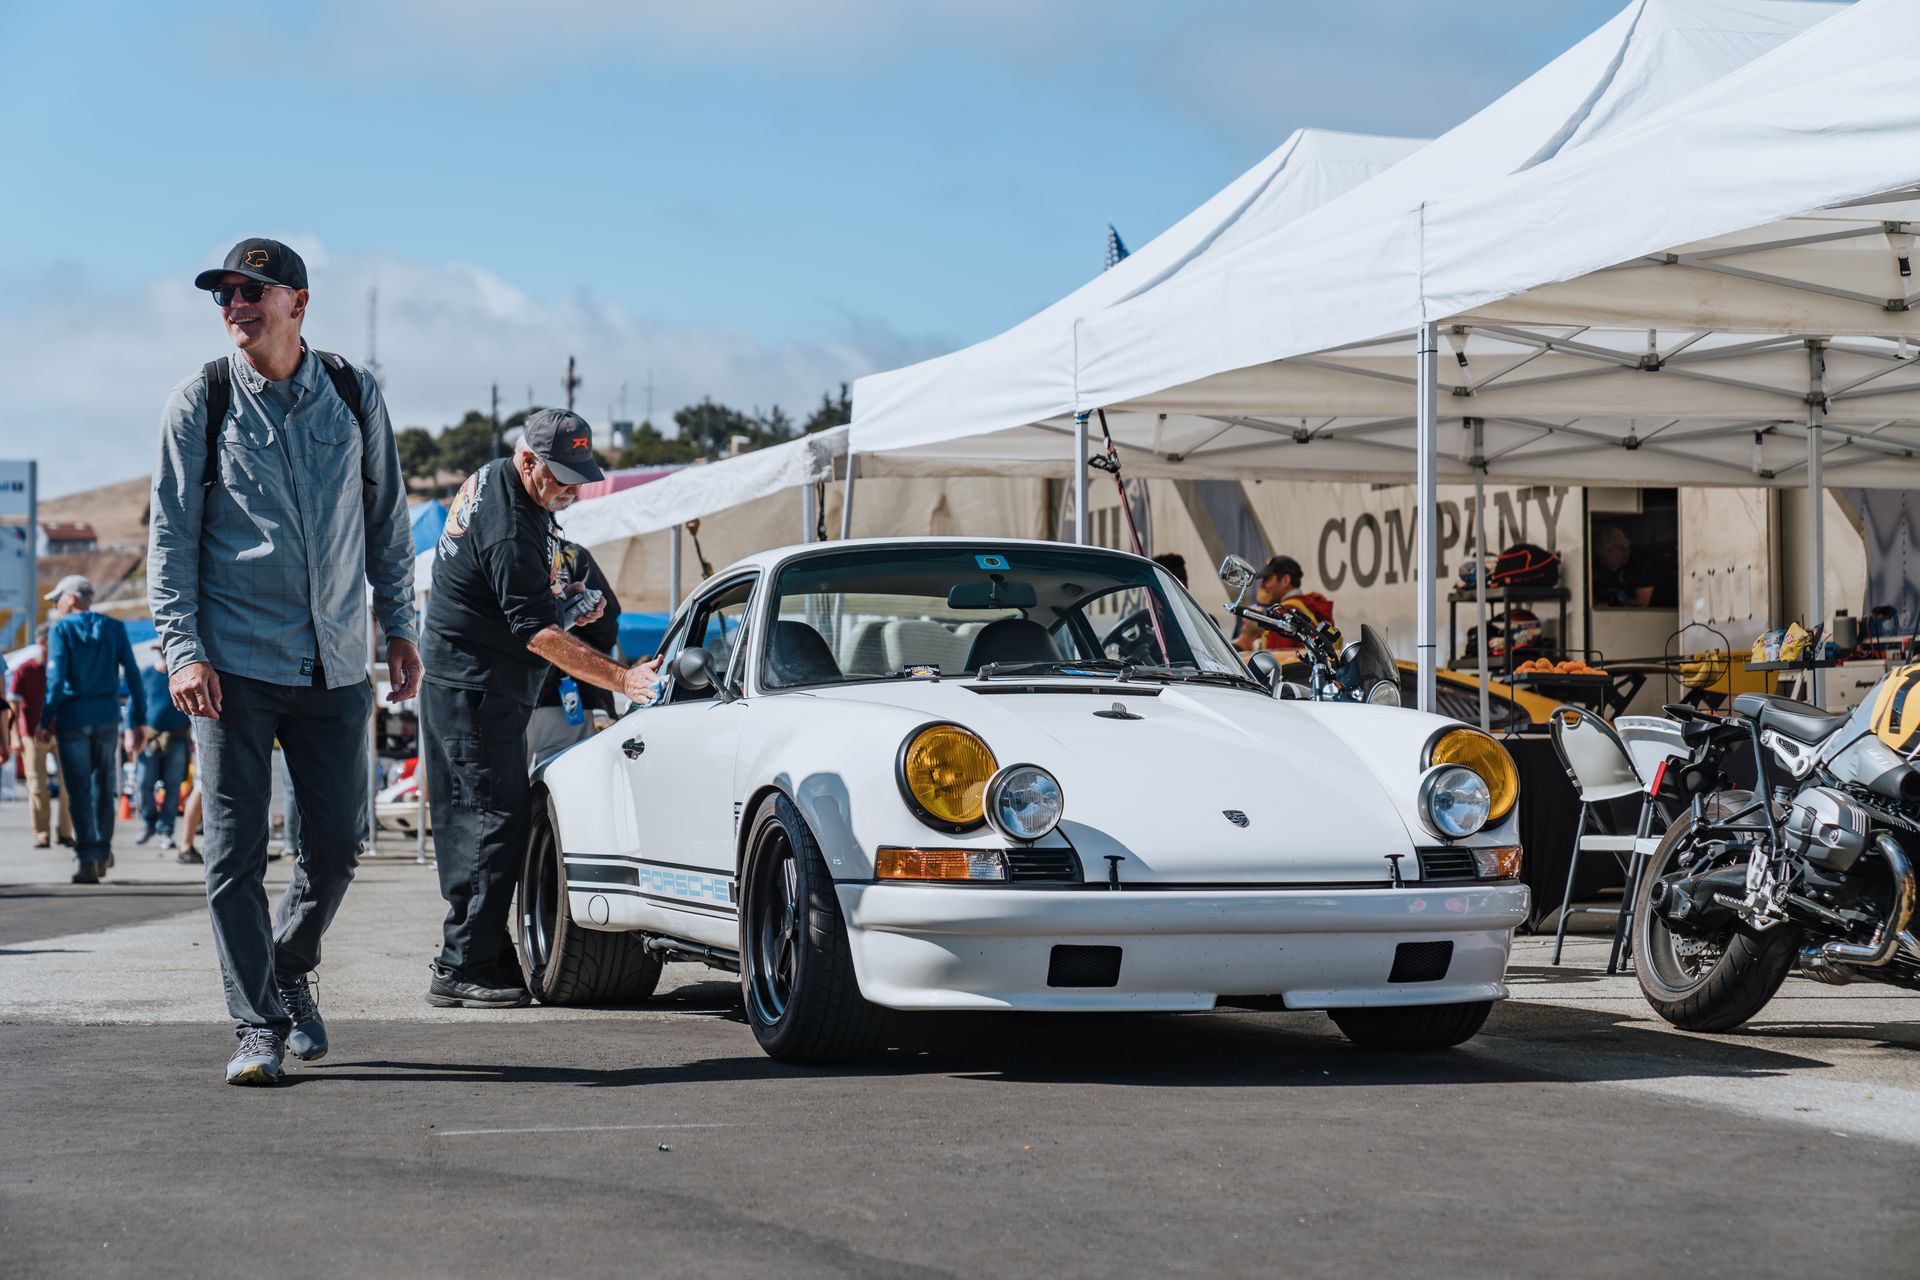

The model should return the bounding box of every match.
[1471,846,1524,880]
[1424,727,1519,824]
[875,847,1008,881]
[897,722,998,831]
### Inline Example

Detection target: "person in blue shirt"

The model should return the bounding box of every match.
[126,651,191,850]
[40,575,146,883]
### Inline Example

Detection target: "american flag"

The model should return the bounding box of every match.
[1104,224,1130,271]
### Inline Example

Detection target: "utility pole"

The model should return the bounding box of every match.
[563,356,581,412]
[645,367,654,424]
[490,383,501,460]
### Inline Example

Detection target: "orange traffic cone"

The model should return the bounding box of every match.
[119,792,134,820]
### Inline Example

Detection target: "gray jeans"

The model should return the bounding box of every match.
[194,670,372,1037]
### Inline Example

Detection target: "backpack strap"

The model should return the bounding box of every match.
[313,350,367,428]
[200,358,232,488]
[201,351,366,490]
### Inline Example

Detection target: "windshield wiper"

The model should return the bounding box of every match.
[1110,665,1266,692]
[974,659,1131,681]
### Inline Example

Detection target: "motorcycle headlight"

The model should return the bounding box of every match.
[1365,679,1401,707]
[1423,726,1519,824]
[984,764,1064,842]
[897,722,997,832]
[1419,765,1492,840]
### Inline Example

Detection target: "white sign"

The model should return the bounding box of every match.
[0,460,31,519]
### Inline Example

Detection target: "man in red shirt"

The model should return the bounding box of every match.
[9,625,74,848]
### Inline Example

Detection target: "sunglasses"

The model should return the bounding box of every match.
[210,281,292,307]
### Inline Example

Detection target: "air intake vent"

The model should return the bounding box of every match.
[1048,945,1122,988]
[1389,940,1454,983]
[1417,848,1476,881]
[1005,848,1081,882]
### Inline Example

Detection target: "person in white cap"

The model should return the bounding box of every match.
[40,575,145,883]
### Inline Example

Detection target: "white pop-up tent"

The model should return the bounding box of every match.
[851,0,1920,710]
[855,0,1840,468]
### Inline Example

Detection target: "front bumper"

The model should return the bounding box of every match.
[837,881,1531,1012]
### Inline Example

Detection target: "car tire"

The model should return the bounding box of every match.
[739,792,891,1063]
[1328,1000,1492,1050]
[517,797,662,1006]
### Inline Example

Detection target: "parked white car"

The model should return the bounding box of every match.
[520,538,1529,1062]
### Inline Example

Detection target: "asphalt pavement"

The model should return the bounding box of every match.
[1,795,1916,1279]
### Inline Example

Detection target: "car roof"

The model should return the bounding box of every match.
[702,536,1162,582]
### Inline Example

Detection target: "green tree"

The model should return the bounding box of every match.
[615,420,698,468]
[393,426,438,480]
[674,398,759,457]
[804,382,852,434]
[435,410,498,478]
[755,404,795,444]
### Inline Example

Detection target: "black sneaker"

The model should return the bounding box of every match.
[176,847,204,865]
[71,862,101,885]
[134,827,156,846]
[426,963,531,1009]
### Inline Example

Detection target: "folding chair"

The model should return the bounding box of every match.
[1548,707,1670,972]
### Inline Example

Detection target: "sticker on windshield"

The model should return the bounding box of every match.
[976,554,1010,571]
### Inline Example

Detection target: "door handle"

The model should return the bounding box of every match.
[621,736,645,759]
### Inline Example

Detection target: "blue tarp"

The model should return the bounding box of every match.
[617,612,673,661]
[409,500,448,555]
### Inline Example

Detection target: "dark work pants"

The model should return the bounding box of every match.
[195,671,372,1037]
[138,734,191,835]
[424,682,532,979]
[55,722,119,865]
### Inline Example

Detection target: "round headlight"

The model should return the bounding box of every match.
[1365,679,1401,706]
[1424,727,1519,823]
[897,723,997,831]
[1419,765,1491,839]
[984,764,1064,842]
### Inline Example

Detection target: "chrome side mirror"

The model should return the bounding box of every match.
[1246,650,1284,691]
[1218,554,1258,613]
[671,646,716,692]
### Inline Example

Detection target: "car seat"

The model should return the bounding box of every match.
[767,620,843,686]
[963,618,1060,670]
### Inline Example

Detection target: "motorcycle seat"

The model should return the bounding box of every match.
[1731,692,1848,744]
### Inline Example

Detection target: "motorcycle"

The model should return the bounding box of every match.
[1215,554,1401,706]
[1633,689,1920,1031]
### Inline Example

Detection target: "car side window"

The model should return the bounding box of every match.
[666,577,756,705]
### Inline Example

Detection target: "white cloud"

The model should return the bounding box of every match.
[0,244,947,499]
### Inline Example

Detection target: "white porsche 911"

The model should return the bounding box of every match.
[519,538,1529,1062]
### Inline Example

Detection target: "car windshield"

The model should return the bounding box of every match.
[760,545,1251,690]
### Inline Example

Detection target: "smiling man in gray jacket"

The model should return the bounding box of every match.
[149,238,422,1086]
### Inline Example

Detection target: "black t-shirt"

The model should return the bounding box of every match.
[423,460,562,706]
[536,541,621,713]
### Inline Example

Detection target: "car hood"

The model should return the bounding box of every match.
[792,678,1419,884]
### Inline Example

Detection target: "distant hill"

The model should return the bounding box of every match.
[41,474,151,552]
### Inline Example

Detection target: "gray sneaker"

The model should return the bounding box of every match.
[226,1028,286,1086]
[278,974,328,1062]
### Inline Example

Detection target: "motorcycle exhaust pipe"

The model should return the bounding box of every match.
[1802,835,1917,971]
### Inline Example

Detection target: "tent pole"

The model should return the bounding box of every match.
[1416,322,1439,714]
[1472,420,1490,732]
[839,453,857,541]
[802,480,817,544]
[669,525,683,611]
[1073,411,1090,544]
[1808,340,1827,706]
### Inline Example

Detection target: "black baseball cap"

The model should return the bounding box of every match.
[194,238,308,292]
[521,408,605,485]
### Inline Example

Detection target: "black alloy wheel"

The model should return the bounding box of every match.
[738,793,891,1063]
[516,799,662,1006]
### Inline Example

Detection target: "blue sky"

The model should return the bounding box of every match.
[2,0,1626,496]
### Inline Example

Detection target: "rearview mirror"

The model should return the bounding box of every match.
[947,577,1039,610]
[1218,555,1257,590]
[671,646,716,692]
